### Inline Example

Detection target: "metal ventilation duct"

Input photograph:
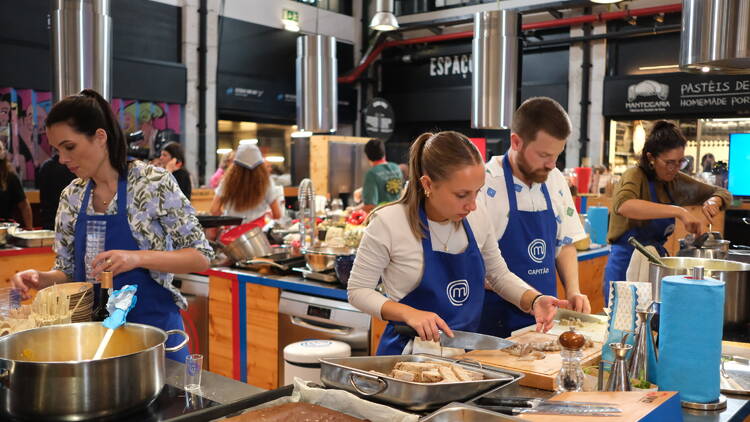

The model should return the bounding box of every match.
[296,35,337,134]
[680,0,750,74]
[471,10,520,130]
[51,0,112,102]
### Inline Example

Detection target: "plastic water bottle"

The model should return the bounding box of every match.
[85,220,107,284]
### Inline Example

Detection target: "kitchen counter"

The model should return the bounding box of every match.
[204,267,346,301]
[165,359,264,405]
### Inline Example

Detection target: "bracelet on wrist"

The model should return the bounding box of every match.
[529,294,544,314]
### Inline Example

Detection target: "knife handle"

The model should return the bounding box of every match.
[475,397,535,408]
[475,405,523,415]
[394,324,419,338]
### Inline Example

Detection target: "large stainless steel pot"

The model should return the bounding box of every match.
[649,257,750,326]
[222,226,273,262]
[0,322,188,420]
[302,246,356,272]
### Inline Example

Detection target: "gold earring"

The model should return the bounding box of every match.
[425,191,431,198]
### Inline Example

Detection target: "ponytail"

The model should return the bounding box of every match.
[380,131,482,240]
[47,89,128,177]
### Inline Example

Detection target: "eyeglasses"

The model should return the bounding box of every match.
[656,156,689,170]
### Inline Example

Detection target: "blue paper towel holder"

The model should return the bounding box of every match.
[675,266,728,411]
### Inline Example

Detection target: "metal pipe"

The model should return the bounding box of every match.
[471,10,519,130]
[296,35,338,134]
[198,0,207,185]
[51,0,112,101]
[579,7,592,163]
[339,3,683,84]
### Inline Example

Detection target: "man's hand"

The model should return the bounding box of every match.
[566,292,591,314]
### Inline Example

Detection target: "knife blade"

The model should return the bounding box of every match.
[476,396,620,408]
[480,405,622,416]
[393,325,516,350]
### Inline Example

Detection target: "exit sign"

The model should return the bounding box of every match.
[282,9,299,23]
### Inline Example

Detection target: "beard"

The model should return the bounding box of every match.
[516,150,552,183]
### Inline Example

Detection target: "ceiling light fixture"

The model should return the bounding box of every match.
[370,0,399,31]
[239,138,258,145]
[638,64,679,71]
[590,0,624,3]
[266,156,285,163]
[216,148,232,154]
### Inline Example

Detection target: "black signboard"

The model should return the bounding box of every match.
[363,97,395,141]
[603,73,750,118]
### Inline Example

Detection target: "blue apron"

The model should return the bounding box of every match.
[73,177,188,362]
[477,155,557,338]
[376,206,486,355]
[602,180,675,302]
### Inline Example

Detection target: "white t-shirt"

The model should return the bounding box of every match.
[347,202,532,319]
[216,179,282,223]
[480,155,586,255]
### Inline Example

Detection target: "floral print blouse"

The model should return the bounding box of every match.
[54,160,214,309]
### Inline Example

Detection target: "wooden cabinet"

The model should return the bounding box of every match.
[207,272,280,390]
[556,255,608,314]
[0,248,55,303]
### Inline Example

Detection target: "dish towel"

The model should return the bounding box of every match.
[657,275,724,403]
[625,245,658,282]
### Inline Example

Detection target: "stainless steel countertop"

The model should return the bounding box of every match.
[165,359,265,404]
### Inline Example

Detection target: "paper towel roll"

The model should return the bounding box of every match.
[657,275,724,403]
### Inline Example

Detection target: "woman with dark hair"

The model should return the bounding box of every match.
[602,121,732,300]
[160,141,192,200]
[0,140,32,229]
[10,90,213,361]
[347,131,567,355]
[210,143,282,229]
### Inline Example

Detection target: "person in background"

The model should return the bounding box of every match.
[701,153,716,173]
[37,153,76,230]
[347,131,566,355]
[10,90,213,362]
[0,140,32,229]
[210,149,234,189]
[603,121,732,301]
[479,97,590,339]
[210,143,282,228]
[362,139,404,212]
[160,141,192,200]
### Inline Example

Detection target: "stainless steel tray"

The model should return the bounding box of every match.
[420,402,523,421]
[320,354,523,411]
[10,230,55,247]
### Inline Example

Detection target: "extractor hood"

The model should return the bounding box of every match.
[680,0,750,74]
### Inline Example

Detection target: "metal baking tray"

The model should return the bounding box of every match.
[10,230,55,247]
[320,354,523,411]
[420,402,523,421]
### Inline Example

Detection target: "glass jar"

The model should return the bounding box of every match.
[555,328,585,392]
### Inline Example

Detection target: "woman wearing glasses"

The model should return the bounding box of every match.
[602,121,731,300]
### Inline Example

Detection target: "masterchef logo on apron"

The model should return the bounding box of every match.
[446,279,470,306]
[528,238,547,263]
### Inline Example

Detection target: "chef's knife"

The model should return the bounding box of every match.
[475,396,619,408]
[481,404,622,417]
[393,325,516,350]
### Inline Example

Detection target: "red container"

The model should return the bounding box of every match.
[574,167,592,194]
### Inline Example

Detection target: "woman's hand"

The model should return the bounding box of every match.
[402,307,454,342]
[533,295,568,333]
[702,196,722,223]
[10,269,42,300]
[677,207,704,235]
[91,250,142,277]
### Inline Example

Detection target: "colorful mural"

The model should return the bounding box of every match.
[0,87,183,186]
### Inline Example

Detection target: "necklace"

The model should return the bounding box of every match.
[430,222,456,252]
[93,185,112,207]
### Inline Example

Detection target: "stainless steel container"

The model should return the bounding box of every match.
[677,238,731,259]
[0,322,188,420]
[223,226,273,262]
[302,246,356,272]
[9,229,55,247]
[649,257,750,326]
[320,354,522,411]
[0,223,18,246]
[422,402,522,421]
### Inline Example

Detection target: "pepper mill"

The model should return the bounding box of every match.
[556,327,586,392]
[606,338,633,392]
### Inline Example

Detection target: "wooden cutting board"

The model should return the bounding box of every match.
[518,391,681,422]
[459,331,602,391]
